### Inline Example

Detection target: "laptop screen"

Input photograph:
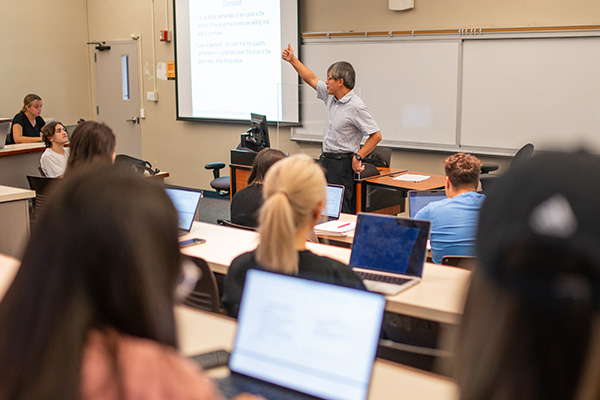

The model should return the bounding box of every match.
[230,269,385,400]
[321,184,345,219]
[165,187,202,232]
[408,189,447,219]
[350,213,431,277]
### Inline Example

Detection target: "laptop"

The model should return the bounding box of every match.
[0,121,10,149]
[218,269,385,400]
[350,213,431,295]
[408,189,447,219]
[165,187,203,236]
[321,184,345,221]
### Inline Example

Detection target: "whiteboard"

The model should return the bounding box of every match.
[293,40,461,148]
[461,37,600,152]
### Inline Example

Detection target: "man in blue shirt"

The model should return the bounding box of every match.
[415,153,485,264]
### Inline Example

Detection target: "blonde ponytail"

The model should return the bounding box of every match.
[256,154,327,275]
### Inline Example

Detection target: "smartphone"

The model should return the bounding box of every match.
[179,238,206,248]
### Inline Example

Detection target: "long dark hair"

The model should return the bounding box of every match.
[247,148,286,185]
[0,166,182,399]
[66,121,116,174]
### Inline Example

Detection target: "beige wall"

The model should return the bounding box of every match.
[4,0,600,188]
[0,0,91,125]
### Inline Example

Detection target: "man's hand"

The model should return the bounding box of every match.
[282,43,295,63]
[352,157,365,174]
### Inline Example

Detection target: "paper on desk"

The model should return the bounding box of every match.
[314,220,356,236]
[393,174,430,183]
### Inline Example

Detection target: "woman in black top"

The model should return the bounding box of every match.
[8,94,45,144]
[223,154,365,318]
[230,148,286,227]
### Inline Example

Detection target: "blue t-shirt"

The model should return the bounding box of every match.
[414,191,485,264]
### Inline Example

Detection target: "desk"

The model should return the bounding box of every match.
[175,306,458,400]
[357,170,446,215]
[0,143,46,189]
[0,186,34,258]
[316,213,356,247]
[181,222,470,325]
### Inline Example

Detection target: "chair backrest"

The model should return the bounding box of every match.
[365,146,392,168]
[38,166,46,177]
[441,255,477,271]
[182,257,221,313]
[511,143,534,168]
[26,175,59,222]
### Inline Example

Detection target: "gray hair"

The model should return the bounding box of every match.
[327,61,355,90]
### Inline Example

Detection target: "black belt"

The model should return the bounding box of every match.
[321,152,354,160]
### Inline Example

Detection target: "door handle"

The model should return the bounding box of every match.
[126,117,139,124]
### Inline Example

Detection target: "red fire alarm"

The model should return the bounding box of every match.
[159,30,171,42]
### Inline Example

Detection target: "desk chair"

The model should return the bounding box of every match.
[480,143,534,193]
[441,255,477,271]
[37,167,46,177]
[364,146,392,168]
[26,175,58,222]
[204,162,230,197]
[217,219,257,231]
[182,257,222,314]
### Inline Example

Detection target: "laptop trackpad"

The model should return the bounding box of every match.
[363,279,417,295]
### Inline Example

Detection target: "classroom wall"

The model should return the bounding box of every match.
[0,0,91,125]
[4,0,600,189]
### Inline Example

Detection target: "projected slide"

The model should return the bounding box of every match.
[175,0,299,123]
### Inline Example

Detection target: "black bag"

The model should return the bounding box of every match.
[114,154,159,175]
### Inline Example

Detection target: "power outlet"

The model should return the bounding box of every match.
[146,91,158,102]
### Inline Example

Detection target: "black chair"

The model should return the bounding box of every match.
[480,143,534,193]
[364,146,392,168]
[181,257,222,314]
[441,255,477,271]
[26,175,58,222]
[37,166,46,177]
[204,162,230,197]
[217,219,257,231]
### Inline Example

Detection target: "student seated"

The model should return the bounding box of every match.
[7,93,44,144]
[40,121,70,177]
[65,121,116,175]
[453,151,600,400]
[230,148,286,228]
[0,166,259,400]
[223,154,365,318]
[415,152,484,264]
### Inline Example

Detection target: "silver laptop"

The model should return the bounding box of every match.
[321,184,345,221]
[408,189,447,219]
[165,187,203,236]
[350,213,431,295]
[0,121,10,149]
[218,269,385,400]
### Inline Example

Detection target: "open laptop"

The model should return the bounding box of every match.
[218,269,385,400]
[350,213,431,295]
[165,187,203,236]
[0,121,10,149]
[408,189,447,219]
[321,184,345,221]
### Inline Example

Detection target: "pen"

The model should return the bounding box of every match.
[338,222,351,228]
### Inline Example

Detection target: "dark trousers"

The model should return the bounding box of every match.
[320,154,355,214]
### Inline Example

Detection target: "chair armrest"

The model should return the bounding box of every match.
[204,162,226,171]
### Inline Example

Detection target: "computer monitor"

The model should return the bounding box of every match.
[241,113,270,152]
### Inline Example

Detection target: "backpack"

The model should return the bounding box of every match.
[114,154,159,175]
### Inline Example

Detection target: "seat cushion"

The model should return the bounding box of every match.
[211,176,230,191]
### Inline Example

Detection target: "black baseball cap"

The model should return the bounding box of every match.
[477,150,600,308]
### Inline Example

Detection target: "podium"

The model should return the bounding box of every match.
[229,149,257,197]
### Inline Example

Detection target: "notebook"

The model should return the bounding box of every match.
[0,121,10,149]
[218,269,385,400]
[321,184,345,221]
[408,189,447,219]
[350,213,431,295]
[165,187,203,236]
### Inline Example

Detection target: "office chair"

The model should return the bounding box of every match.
[181,257,222,314]
[480,143,534,193]
[217,219,257,231]
[364,146,392,168]
[204,162,230,197]
[37,166,46,177]
[441,255,477,271]
[26,175,58,222]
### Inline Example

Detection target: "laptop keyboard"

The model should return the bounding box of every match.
[355,271,412,285]
[218,374,317,400]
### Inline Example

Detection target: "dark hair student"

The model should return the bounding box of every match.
[65,121,116,174]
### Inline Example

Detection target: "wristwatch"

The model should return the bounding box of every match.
[354,153,362,161]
